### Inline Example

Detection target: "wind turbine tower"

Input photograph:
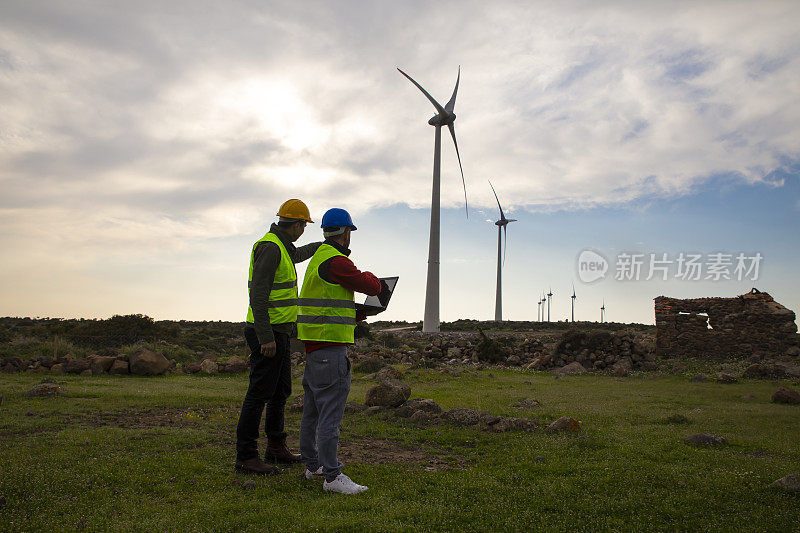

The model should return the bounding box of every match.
[489,181,517,322]
[398,67,468,333]
[537,297,542,322]
[600,300,606,323]
[571,284,577,323]
[547,287,553,322]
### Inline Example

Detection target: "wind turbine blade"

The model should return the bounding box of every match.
[447,123,468,217]
[444,66,460,113]
[488,180,506,220]
[397,68,447,116]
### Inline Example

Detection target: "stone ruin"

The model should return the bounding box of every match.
[654,289,799,359]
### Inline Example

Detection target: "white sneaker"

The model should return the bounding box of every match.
[323,473,368,495]
[304,466,324,480]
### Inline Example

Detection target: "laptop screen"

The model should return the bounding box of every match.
[363,277,398,308]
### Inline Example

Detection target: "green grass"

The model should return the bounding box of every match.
[1,369,798,532]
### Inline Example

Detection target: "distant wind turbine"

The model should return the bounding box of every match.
[489,181,517,322]
[537,296,542,322]
[571,283,577,323]
[398,66,468,333]
[600,300,606,323]
[547,287,553,322]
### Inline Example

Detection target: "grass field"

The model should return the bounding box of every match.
[1,368,798,532]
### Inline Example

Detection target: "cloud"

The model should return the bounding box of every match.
[0,0,798,266]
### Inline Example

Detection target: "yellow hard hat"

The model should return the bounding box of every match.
[276,199,314,223]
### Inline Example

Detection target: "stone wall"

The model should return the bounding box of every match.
[654,289,798,359]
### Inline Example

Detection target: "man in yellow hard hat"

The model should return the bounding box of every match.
[235,199,321,476]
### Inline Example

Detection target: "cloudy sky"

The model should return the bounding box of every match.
[1,0,798,324]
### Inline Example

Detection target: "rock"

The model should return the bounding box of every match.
[364,378,411,408]
[64,359,90,374]
[365,406,383,415]
[547,417,581,432]
[554,362,587,375]
[290,394,304,412]
[222,356,248,374]
[613,367,628,377]
[690,374,708,383]
[506,355,521,365]
[79,369,92,377]
[90,356,116,375]
[717,373,738,384]
[771,386,800,405]
[50,363,65,375]
[772,473,800,492]
[613,357,633,373]
[129,348,171,376]
[376,366,403,382]
[109,360,129,375]
[200,359,219,375]
[684,433,726,447]
[409,410,431,423]
[741,394,755,400]
[742,363,771,379]
[185,362,202,374]
[344,401,366,413]
[446,347,462,359]
[479,412,501,426]
[26,383,64,397]
[441,408,481,426]
[493,417,537,432]
[395,398,441,418]
[514,398,540,409]
[242,479,257,491]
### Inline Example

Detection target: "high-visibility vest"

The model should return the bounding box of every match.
[246,232,298,325]
[297,244,356,343]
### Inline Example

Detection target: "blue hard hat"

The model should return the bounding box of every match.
[321,208,357,230]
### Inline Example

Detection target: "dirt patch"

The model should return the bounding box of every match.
[336,437,469,471]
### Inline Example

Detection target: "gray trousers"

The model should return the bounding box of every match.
[299,345,351,482]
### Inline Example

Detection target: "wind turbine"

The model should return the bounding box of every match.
[571,283,577,323]
[547,287,553,322]
[398,66,468,333]
[489,181,517,322]
[537,298,542,322]
[600,300,605,323]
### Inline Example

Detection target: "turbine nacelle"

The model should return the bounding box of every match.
[428,112,456,126]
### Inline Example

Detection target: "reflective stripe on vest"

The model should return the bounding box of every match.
[296,244,356,343]
[246,232,298,325]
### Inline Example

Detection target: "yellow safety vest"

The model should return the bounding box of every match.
[246,232,298,325]
[297,244,356,343]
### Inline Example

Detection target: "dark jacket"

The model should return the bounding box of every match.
[248,223,321,345]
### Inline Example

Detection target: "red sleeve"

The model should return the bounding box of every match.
[328,256,382,296]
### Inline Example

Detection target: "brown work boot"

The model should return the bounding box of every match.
[265,438,302,463]
[235,457,279,475]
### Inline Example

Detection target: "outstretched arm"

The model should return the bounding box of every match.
[293,241,322,263]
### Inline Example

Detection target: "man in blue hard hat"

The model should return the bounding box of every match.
[296,208,381,494]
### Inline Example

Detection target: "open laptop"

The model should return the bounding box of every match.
[355,276,398,316]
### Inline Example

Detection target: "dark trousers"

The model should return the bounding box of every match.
[235,327,292,461]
